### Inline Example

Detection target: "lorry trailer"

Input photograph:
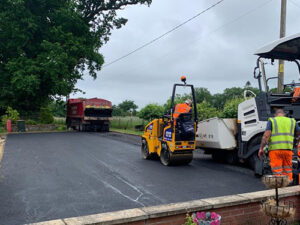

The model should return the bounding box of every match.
[66,98,112,132]
[196,33,300,180]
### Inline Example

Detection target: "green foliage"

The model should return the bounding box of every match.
[57,125,67,131]
[194,87,213,104]
[163,94,186,112]
[184,214,196,225]
[118,100,138,115]
[220,98,244,118]
[0,0,151,113]
[138,104,165,120]
[49,100,66,117]
[25,119,38,125]
[112,100,138,116]
[39,107,54,124]
[197,102,219,121]
[211,86,259,109]
[1,107,20,126]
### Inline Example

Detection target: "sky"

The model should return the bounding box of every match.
[72,0,300,109]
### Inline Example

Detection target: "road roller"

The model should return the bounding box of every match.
[141,76,198,166]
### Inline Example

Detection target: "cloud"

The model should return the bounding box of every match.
[72,0,300,108]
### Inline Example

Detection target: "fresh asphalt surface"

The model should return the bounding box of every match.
[0,132,266,225]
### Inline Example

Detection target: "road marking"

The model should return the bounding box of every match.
[84,150,164,206]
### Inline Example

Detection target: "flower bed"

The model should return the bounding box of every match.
[186,211,221,225]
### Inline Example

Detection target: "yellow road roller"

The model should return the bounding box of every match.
[141,77,198,165]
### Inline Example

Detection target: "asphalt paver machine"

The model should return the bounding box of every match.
[141,77,198,166]
[196,33,300,179]
[251,33,300,180]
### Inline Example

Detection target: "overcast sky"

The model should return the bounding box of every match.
[72,0,300,108]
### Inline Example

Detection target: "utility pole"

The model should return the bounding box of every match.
[277,0,287,93]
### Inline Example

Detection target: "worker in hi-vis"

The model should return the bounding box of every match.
[258,108,300,181]
[173,99,192,119]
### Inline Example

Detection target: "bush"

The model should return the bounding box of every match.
[25,119,38,125]
[197,102,220,121]
[1,107,20,126]
[39,107,54,124]
[220,98,244,118]
[57,125,67,131]
[138,104,165,120]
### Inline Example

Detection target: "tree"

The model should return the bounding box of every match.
[194,87,213,104]
[112,105,123,116]
[220,98,244,118]
[197,102,219,121]
[0,0,151,113]
[163,94,186,112]
[118,100,138,116]
[244,81,251,88]
[49,100,66,117]
[138,104,164,120]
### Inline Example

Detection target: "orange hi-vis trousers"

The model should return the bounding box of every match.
[269,150,293,181]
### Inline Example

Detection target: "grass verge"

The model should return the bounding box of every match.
[110,128,143,136]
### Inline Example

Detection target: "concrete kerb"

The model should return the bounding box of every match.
[0,134,6,165]
[27,186,300,225]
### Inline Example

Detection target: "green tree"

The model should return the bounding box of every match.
[197,102,219,121]
[220,98,244,118]
[163,94,186,112]
[49,100,66,117]
[112,105,122,116]
[118,100,138,116]
[39,107,54,124]
[0,0,151,113]
[1,107,20,126]
[138,104,164,120]
[194,87,213,104]
[244,81,251,88]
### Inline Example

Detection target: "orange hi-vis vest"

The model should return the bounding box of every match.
[173,103,191,119]
[293,87,300,102]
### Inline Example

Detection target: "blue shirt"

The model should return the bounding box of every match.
[265,120,300,132]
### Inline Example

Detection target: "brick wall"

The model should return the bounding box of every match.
[126,194,300,225]
[30,186,300,225]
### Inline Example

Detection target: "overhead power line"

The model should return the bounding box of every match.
[103,0,225,68]
[126,0,274,73]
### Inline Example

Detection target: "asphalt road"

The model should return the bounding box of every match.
[0,132,266,225]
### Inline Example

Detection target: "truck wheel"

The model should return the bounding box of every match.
[249,153,263,177]
[160,147,172,166]
[141,140,152,160]
[225,150,238,165]
[248,135,263,176]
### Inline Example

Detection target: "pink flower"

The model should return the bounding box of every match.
[210,212,219,220]
[197,212,206,220]
[211,220,220,225]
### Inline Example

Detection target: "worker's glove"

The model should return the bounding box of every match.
[258,148,264,159]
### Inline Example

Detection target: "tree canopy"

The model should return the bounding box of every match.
[0,0,151,113]
[112,100,138,116]
[137,104,164,120]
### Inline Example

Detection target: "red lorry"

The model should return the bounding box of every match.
[66,98,112,132]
